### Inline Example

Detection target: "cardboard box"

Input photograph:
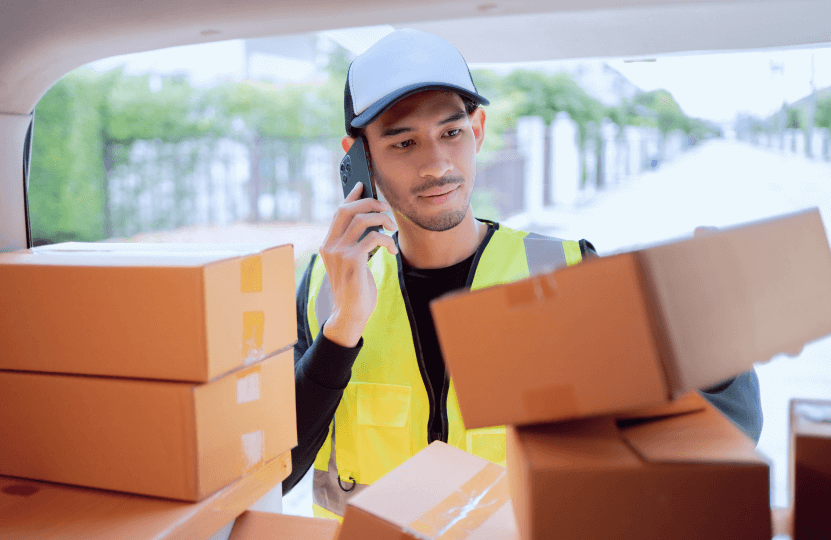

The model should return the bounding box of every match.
[790,399,831,539]
[0,242,296,382]
[0,451,292,540]
[230,511,338,540]
[506,394,771,540]
[432,209,831,428]
[337,442,518,540]
[0,349,297,501]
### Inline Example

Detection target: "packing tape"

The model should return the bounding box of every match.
[236,370,261,405]
[241,430,265,472]
[523,383,579,420]
[242,311,265,364]
[241,255,263,293]
[405,462,509,540]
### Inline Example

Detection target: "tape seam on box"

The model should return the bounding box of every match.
[241,430,265,472]
[242,311,265,364]
[404,462,510,539]
[241,255,263,293]
[236,372,261,404]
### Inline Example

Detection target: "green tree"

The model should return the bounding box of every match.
[815,96,831,130]
[633,90,687,135]
[785,106,803,130]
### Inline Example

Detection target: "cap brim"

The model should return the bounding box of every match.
[350,83,490,129]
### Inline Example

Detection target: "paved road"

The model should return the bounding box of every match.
[524,139,831,508]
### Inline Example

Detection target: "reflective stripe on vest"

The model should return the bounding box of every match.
[306,223,582,516]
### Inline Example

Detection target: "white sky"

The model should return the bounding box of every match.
[87,26,831,123]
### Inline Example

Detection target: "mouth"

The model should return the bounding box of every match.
[418,185,458,198]
[418,185,459,206]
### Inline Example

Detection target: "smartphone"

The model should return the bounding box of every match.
[340,136,382,240]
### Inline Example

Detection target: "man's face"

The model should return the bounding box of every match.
[358,90,485,232]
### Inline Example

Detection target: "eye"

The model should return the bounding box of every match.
[393,139,414,149]
[446,128,462,138]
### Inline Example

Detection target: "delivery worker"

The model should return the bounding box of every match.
[282,28,762,518]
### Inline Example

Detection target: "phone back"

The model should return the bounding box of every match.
[340,137,375,200]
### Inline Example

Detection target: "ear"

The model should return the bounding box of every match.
[342,135,356,153]
[470,107,486,154]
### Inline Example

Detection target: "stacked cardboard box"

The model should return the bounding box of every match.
[789,398,831,539]
[230,511,339,540]
[427,209,831,539]
[0,242,298,501]
[337,441,518,540]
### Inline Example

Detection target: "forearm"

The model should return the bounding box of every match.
[282,330,360,494]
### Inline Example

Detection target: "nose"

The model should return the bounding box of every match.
[418,140,453,180]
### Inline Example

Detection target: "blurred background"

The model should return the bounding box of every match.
[27,24,831,516]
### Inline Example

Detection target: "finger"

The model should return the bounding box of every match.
[327,197,392,242]
[357,230,398,256]
[342,212,397,244]
[342,196,390,216]
[344,181,363,203]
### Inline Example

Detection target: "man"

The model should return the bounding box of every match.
[282,28,762,519]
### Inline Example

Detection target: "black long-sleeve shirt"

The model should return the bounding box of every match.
[282,229,763,494]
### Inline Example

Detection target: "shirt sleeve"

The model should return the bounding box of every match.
[699,368,763,442]
[282,255,363,494]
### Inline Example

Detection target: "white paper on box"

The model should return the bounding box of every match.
[236,373,261,405]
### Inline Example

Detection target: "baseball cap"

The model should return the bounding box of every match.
[344,29,490,136]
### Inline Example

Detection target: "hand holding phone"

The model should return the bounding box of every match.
[319,137,398,347]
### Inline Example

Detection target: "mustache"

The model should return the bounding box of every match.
[411,175,464,196]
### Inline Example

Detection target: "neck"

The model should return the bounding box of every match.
[396,207,488,269]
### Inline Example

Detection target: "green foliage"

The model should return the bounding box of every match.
[105,71,217,143]
[784,106,803,130]
[502,71,605,128]
[633,90,687,134]
[814,97,831,129]
[470,189,501,222]
[30,70,107,242]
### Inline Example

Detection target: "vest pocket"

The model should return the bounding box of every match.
[335,382,412,485]
[466,426,507,467]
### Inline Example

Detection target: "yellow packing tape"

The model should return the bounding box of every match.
[241,255,263,293]
[242,311,265,364]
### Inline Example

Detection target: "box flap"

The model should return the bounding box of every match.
[622,397,765,465]
[638,209,831,394]
[515,418,642,472]
[616,391,707,422]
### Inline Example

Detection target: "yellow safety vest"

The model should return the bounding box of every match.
[305,222,582,519]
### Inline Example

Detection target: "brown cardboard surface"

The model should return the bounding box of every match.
[789,399,831,540]
[0,450,291,540]
[507,398,771,540]
[0,349,297,501]
[337,442,518,540]
[639,209,831,393]
[230,511,339,540]
[0,242,296,382]
[432,209,831,428]
[615,390,706,421]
